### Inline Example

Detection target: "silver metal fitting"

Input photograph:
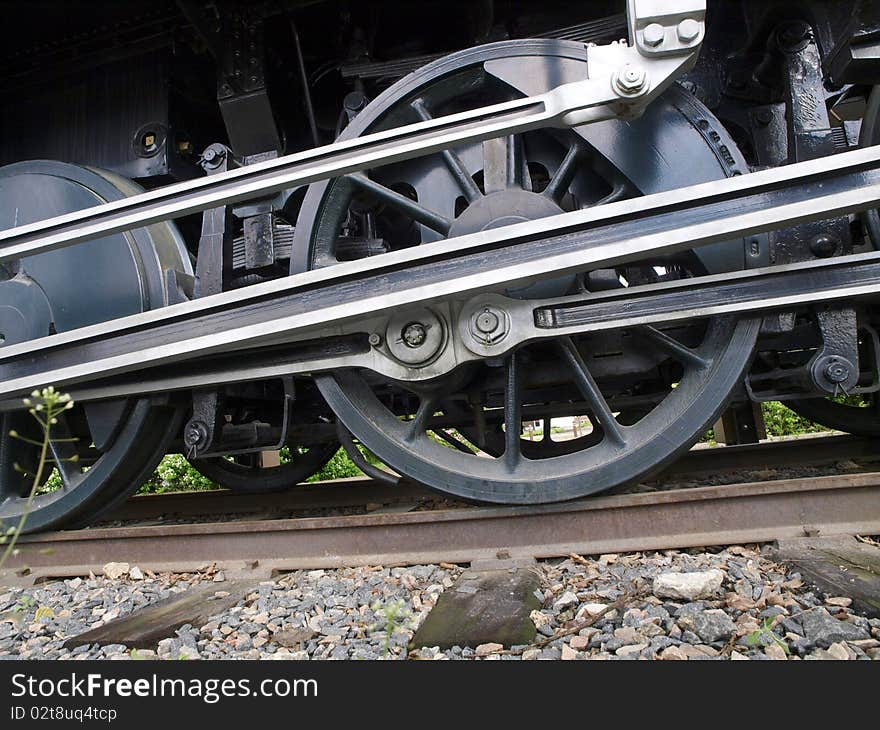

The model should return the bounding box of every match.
[643,23,665,47]
[613,64,648,96]
[469,305,510,345]
[385,308,445,365]
[402,322,428,348]
[677,18,701,43]
[368,332,383,347]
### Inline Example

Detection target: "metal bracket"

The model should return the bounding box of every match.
[189,381,296,459]
[808,306,861,395]
[193,143,234,298]
[184,389,223,459]
[628,0,706,58]
[216,11,281,157]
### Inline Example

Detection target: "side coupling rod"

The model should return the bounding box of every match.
[1,144,880,403]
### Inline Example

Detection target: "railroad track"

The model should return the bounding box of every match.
[3,458,879,587]
[98,432,880,522]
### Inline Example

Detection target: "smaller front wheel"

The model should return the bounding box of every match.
[190,441,339,493]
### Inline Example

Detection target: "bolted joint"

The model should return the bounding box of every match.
[183,419,211,456]
[402,322,428,348]
[677,18,702,43]
[642,23,665,48]
[469,305,510,345]
[811,354,856,394]
[823,358,850,384]
[613,64,648,97]
[809,234,839,258]
[385,308,445,366]
[200,145,227,171]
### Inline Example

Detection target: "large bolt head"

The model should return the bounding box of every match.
[183,420,209,448]
[386,307,444,365]
[824,359,850,384]
[475,309,500,334]
[468,305,509,345]
[677,18,701,43]
[643,23,665,47]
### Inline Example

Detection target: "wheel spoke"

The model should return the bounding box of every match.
[558,337,626,447]
[349,173,452,234]
[411,99,481,203]
[47,413,82,489]
[471,403,489,448]
[504,352,523,469]
[638,326,710,370]
[588,182,633,208]
[482,135,525,193]
[543,142,582,201]
[405,395,437,443]
[434,429,477,454]
[505,134,520,189]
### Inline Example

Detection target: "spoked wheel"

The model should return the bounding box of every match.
[191,442,339,493]
[294,39,760,503]
[0,162,189,532]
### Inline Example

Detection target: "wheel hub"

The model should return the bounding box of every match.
[0,275,52,346]
[447,189,563,237]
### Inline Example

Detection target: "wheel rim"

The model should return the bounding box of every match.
[787,395,880,438]
[191,442,339,493]
[294,40,759,503]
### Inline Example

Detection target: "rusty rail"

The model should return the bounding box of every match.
[4,471,880,586]
[102,433,880,522]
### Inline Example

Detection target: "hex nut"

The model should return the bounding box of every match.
[468,305,509,345]
[614,64,648,95]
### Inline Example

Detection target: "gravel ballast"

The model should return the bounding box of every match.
[1,545,878,660]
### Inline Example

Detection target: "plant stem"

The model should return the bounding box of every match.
[0,403,56,570]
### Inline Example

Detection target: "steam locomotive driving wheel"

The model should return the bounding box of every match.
[0,163,188,531]
[294,40,760,503]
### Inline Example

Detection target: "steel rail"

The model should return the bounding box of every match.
[97,434,880,523]
[4,472,880,585]
[2,147,880,401]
